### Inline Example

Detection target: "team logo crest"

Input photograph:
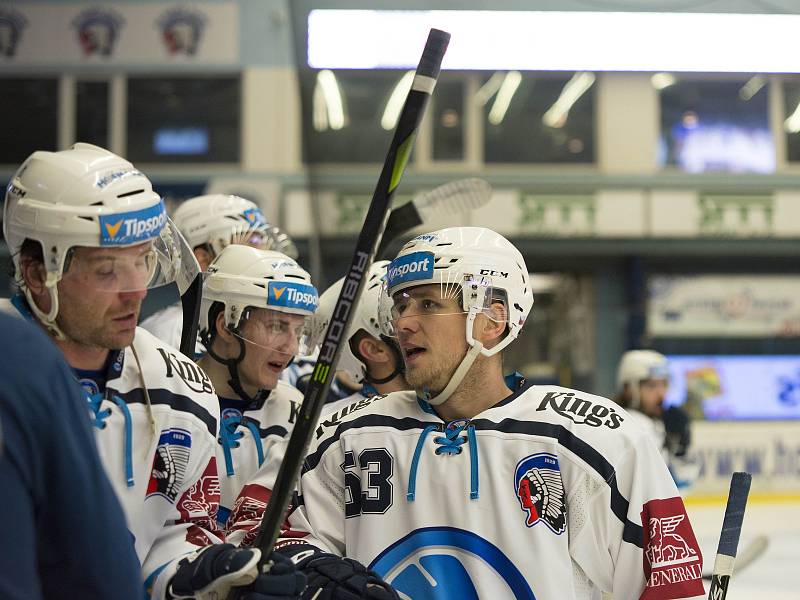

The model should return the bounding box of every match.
[158,7,207,56]
[72,8,125,57]
[514,452,567,534]
[0,8,27,58]
[146,428,192,503]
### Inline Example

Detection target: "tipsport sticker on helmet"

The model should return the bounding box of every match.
[99,201,167,246]
[242,207,266,227]
[268,281,319,313]
[386,251,434,289]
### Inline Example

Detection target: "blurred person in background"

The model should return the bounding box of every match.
[616,350,700,492]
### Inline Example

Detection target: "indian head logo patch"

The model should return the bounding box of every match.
[146,428,192,503]
[514,452,566,534]
[641,497,704,599]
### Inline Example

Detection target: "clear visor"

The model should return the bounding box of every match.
[230,307,315,357]
[377,276,498,338]
[60,217,200,294]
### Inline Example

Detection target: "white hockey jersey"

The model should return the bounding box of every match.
[140,302,205,356]
[140,302,183,349]
[269,383,705,600]
[87,328,224,597]
[216,381,303,527]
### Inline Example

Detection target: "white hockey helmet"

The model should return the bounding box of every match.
[308,261,390,383]
[617,350,669,407]
[3,143,196,337]
[379,227,533,405]
[173,194,298,259]
[381,227,533,357]
[200,244,319,354]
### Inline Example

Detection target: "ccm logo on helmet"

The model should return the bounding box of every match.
[480,269,509,278]
[386,251,434,289]
[99,201,167,246]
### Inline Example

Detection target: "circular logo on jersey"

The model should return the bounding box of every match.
[79,378,100,397]
[221,407,243,422]
[369,527,536,599]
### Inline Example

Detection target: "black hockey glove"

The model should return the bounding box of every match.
[168,544,306,600]
[295,552,399,600]
[663,405,691,457]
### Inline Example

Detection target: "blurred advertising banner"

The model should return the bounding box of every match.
[689,421,800,496]
[648,275,800,337]
[0,3,237,65]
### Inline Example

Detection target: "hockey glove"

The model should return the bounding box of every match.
[168,544,306,600]
[295,552,398,600]
[663,405,691,457]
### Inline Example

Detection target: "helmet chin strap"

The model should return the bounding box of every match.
[24,274,67,340]
[422,341,484,406]
[206,333,268,405]
[365,336,405,385]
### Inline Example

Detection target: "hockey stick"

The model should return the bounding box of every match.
[179,275,202,357]
[707,472,752,599]
[702,534,768,581]
[377,177,492,258]
[226,30,450,596]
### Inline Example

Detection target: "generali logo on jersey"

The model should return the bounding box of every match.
[640,497,704,599]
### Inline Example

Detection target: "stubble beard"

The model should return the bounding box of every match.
[58,303,139,351]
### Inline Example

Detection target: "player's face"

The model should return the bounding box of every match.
[235,308,306,391]
[56,244,150,350]
[393,284,468,393]
[639,378,668,418]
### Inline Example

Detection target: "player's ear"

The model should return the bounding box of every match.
[20,256,47,295]
[358,336,389,364]
[215,310,236,343]
[478,301,508,344]
[193,246,213,271]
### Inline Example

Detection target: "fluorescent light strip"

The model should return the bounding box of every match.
[308,10,800,72]
[488,71,521,125]
[542,72,595,128]
[317,70,346,130]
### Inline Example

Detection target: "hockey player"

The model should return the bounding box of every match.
[305,260,409,416]
[616,350,699,491]
[2,144,305,600]
[141,193,298,351]
[266,227,705,599]
[195,244,318,528]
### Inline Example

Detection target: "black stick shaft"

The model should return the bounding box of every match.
[237,29,450,581]
[707,471,752,600]
[179,274,202,357]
